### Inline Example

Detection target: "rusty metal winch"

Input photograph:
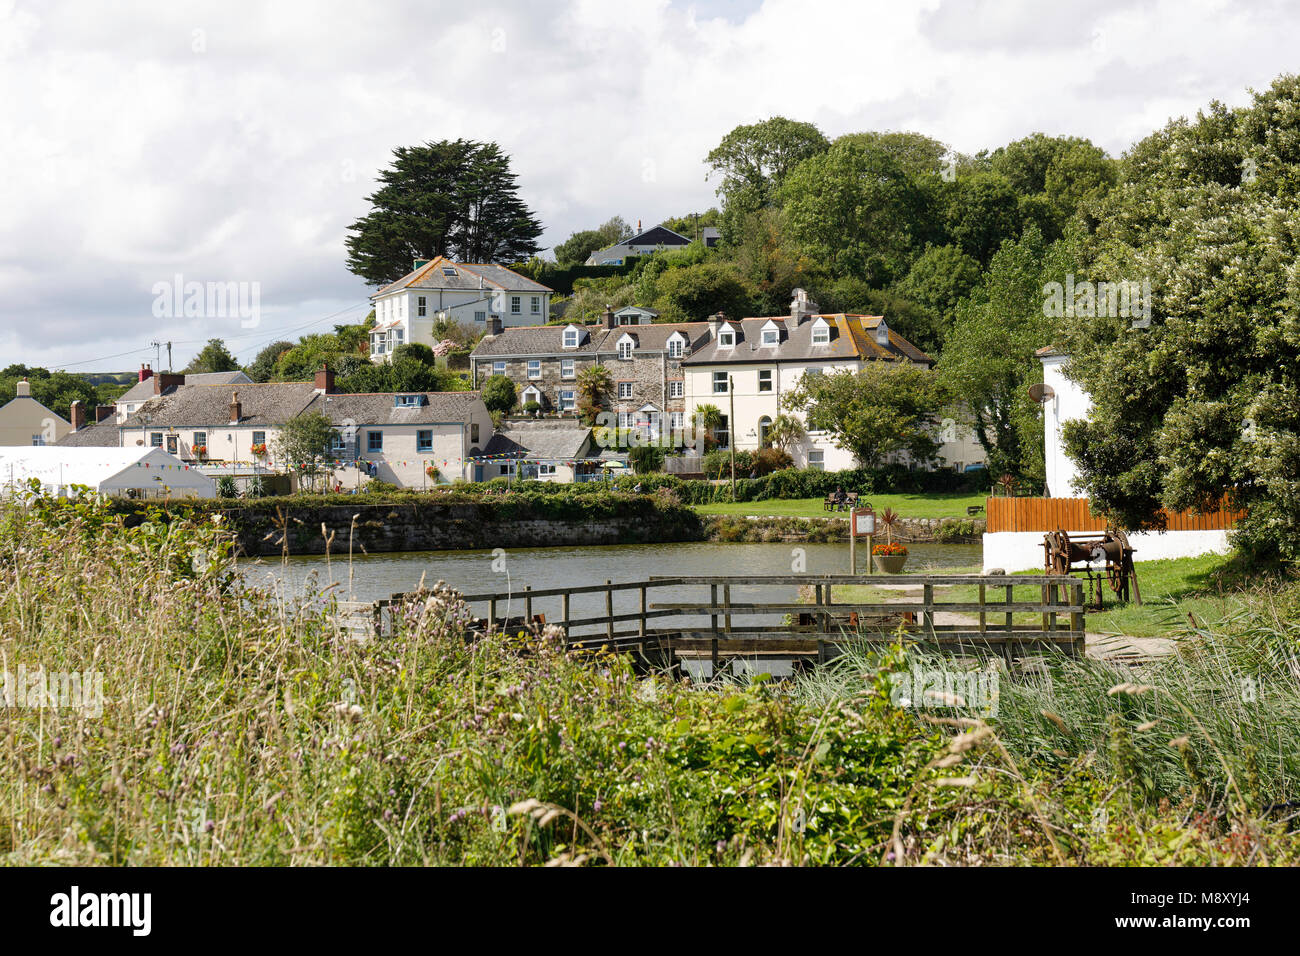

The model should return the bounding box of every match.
[1043,527,1141,608]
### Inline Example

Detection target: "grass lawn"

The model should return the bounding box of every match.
[694,491,988,521]
[827,551,1267,639]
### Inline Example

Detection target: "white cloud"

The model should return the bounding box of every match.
[0,0,1295,370]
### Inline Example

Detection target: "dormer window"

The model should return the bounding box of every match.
[562,325,582,348]
[719,330,735,347]
[442,266,458,277]
[394,394,424,407]
[811,319,831,345]
[667,334,685,358]
[875,320,890,347]
[762,329,778,345]
[617,334,636,360]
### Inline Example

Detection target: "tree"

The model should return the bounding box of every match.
[652,262,756,323]
[184,338,239,374]
[693,403,723,452]
[937,225,1057,483]
[245,341,294,383]
[989,133,1117,242]
[480,374,517,415]
[345,140,543,285]
[783,362,949,469]
[575,364,612,425]
[1058,74,1300,565]
[275,411,336,491]
[553,216,630,265]
[764,413,806,452]
[891,244,983,346]
[1,366,98,422]
[706,117,829,240]
[780,141,925,284]
[943,172,1023,267]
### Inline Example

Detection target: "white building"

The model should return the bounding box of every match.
[1036,346,1093,497]
[369,256,553,360]
[0,446,215,499]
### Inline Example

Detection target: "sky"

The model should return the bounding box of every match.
[1,0,1297,373]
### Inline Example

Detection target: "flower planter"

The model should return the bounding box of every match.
[873,553,908,574]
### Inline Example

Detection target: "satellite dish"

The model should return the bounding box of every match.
[1028,383,1056,404]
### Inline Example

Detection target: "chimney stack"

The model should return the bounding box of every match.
[139,363,153,383]
[229,391,242,425]
[708,311,726,338]
[15,379,30,397]
[154,372,184,396]
[487,315,503,336]
[604,305,616,329]
[69,400,86,432]
[95,404,116,423]
[314,364,336,394]
[789,288,818,325]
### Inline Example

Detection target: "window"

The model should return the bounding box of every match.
[563,328,579,348]
[618,340,633,360]
[395,394,420,407]
[559,389,576,411]
[442,266,458,277]
[331,431,347,452]
[808,449,825,471]
[527,360,541,379]
[712,371,728,393]
[193,431,206,448]
[417,295,427,317]
[252,431,266,447]
[619,315,633,325]
[493,361,506,376]
[668,338,684,358]
[618,412,633,428]
[471,423,480,443]
[669,381,684,398]
[804,367,824,378]
[719,331,735,347]
[150,433,163,447]
[500,462,515,476]
[758,369,773,392]
[373,336,386,356]
[758,416,772,446]
[511,296,521,314]
[475,311,487,323]
[762,329,779,345]
[618,382,633,399]
[394,328,404,345]
[670,411,684,430]
[531,296,541,314]
[561,358,575,379]
[812,324,830,344]
[367,431,383,452]
[31,435,44,446]
[539,463,557,477]
[715,414,729,448]
[417,429,433,452]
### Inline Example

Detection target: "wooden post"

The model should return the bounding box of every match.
[561,591,570,639]
[1004,583,1013,633]
[638,584,647,641]
[978,582,987,635]
[923,582,934,635]
[1071,581,1084,654]
[489,597,497,635]
[1041,580,1050,635]
[1047,581,1058,633]
[524,585,532,627]
[723,583,732,635]
[605,580,614,643]
[710,583,719,677]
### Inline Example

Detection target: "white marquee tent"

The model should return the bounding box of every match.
[0,446,216,499]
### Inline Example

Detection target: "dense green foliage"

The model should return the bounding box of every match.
[345,139,543,285]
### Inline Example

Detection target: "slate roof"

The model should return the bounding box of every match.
[484,420,594,461]
[375,256,552,297]
[116,370,251,405]
[471,321,711,358]
[621,225,690,247]
[121,382,485,429]
[681,314,931,366]
[56,422,121,447]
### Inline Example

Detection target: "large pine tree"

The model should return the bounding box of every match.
[345,140,543,285]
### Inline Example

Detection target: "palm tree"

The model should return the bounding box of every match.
[576,364,613,426]
[764,414,806,452]
[693,403,724,454]
[878,507,900,544]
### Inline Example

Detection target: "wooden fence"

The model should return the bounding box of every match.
[335,573,1088,670]
[986,497,1243,533]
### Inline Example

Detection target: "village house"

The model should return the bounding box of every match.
[112,365,252,423]
[369,256,553,360]
[0,379,71,446]
[680,291,942,470]
[477,419,601,482]
[469,309,711,440]
[104,367,492,490]
[584,223,695,265]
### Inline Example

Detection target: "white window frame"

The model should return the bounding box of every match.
[670,411,684,430]
[618,340,634,360]
[808,449,825,471]
[493,361,506,375]
[561,358,575,379]
[719,331,735,347]
[563,328,579,348]
[762,329,778,345]
[539,463,557,477]
[667,337,684,358]
[417,295,427,316]
[559,389,576,411]
[811,321,830,345]
[617,382,633,399]
[712,371,728,393]
[758,369,773,392]
[511,296,522,314]
[531,296,541,314]
[527,360,541,380]
[669,381,683,398]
